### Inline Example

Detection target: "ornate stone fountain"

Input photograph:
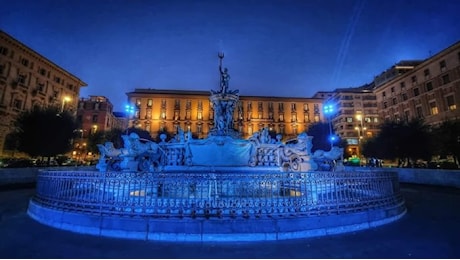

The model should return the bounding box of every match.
[27,53,406,242]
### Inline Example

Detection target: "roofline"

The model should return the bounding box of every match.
[0,30,87,87]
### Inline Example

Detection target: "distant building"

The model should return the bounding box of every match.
[0,30,87,156]
[74,96,123,161]
[324,84,379,156]
[126,88,326,140]
[374,41,460,126]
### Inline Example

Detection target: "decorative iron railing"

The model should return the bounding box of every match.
[33,170,403,219]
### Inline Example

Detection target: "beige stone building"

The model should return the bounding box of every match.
[374,41,460,126]
[0,30,87,155]
[324,85,380,156]
[126,88,325,140]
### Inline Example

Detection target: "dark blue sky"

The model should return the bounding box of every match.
[2,0,460,111]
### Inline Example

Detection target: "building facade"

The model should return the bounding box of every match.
[325,85,380,156]
[374,41,460,126]
[73,96,122,162]
[126,88,325,140]
[0,30,87,156]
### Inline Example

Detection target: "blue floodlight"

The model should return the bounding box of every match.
[125,104,135,115]
[329,135,337,143]
[323,104,334,115]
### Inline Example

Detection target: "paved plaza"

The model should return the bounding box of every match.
[0,183,459,258]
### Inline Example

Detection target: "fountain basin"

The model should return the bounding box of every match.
[28,168,406,241]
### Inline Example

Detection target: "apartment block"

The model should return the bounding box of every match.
[374,41,460,126]
[0,30,87,155]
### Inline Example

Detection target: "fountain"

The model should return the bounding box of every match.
[27,53,406,241]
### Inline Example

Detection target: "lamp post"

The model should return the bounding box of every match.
[125,104,135,134]
[323,103,335,149]
[355,113,367,157]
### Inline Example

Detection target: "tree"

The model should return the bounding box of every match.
[306,122,341,152]
[12,106,76,161]
[362,118,433,167]
[432,119,460,166]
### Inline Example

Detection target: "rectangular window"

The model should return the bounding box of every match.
[446,95,456,111]
[400,82,406,90]
[304,113,310,123]
[291,103,296,112]
[258,102,263,111]
[37,82,45,92]
[303,103,309,111]
[136,99,141,107]
[382,91,386,98]
[39,68,46,76]
[279,113,284,122]
[291,113,297,122]
[174,111,180,121]
[147,99,153,107]
[413,88,420,97]
[442,74,450,85]
[390,87,395,93]
[440,60,447,72]
[21,58,29,67]
[426,81,433,91]
[429,101,438,115]
[197,111,202,120]
[278,102,284,112]
[161,99,166,109]
[416,106,423,118]
[392,98,397,105]
[0,64,4,75]
[424,69,430,79]
[383,102,388,109]
[411,75,417,86]
[13,99,22,109]
[346,117,353,123]
[186,100,191,110]
[54,76,61,84]
[402,93,408,101]
[186,111,191,120]
[0,46,8,55]
[92,115,98,123]
[17,74,26,84]
[197,124,203,134]
[146,109,152,119]
[174,99,180,109]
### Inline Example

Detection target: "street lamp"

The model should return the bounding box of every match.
[355,113,367,156]
[61,96,71,112]
[323,103,335,149]
[125,104,135,134]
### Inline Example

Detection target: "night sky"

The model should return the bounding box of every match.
[2,0,460,111]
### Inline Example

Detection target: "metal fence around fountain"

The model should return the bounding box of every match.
[33,169,404,219]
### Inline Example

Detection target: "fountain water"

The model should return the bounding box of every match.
[27,53,406,241]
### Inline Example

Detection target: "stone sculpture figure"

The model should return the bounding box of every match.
[218,52,230,94]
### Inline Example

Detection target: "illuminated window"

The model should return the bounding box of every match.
[429,101,438,115]
[147,99,153,107]
[446,95,456,111]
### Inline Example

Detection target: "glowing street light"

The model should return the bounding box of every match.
[61,96,71,112]
[323,103,336,149]
[125,104,135,133]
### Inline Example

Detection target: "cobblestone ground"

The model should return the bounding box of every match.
[0,183,459,258]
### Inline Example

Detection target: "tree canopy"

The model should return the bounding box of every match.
[12,106,77,158]
[362,118,433,166]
